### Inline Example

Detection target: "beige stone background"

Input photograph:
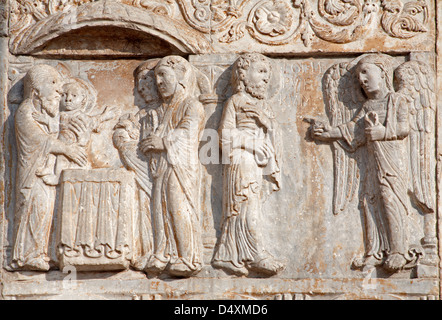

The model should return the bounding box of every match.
[0,0,440,300]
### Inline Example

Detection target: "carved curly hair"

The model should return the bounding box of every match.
[232,53,270,94]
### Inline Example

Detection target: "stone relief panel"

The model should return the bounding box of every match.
[7,0,434,57]
[0,0,439,303]
[1,50,437,299]
[307,53,437,275]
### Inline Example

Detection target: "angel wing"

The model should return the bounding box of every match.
[323,62,364,215]
[395,60,435,213]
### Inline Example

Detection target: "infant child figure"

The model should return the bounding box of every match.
[33,78,113,185]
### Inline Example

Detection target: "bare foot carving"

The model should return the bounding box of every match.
[145,255,168,273]
[168,260,201,277]
[24,257,50,271]
[383,253,406,272]
[352,255,383,270]
[248,255,285,276]
[212,260,249,277]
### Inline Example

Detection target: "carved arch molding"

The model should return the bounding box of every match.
[9,1,212,56]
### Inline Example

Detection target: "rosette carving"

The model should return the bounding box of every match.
[246,0,302,45]
[220,0,303,45]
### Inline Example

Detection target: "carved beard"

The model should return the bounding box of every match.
[244,81,268,100]
[40,96,60,118]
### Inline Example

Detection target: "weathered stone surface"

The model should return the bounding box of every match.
[0,0,440,300]
[0,0,8,37]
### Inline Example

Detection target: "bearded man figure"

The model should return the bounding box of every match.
[212,53,284,277]
[11,64,87,271]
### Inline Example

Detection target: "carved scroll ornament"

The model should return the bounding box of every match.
[219,0,429,46]
[9,0,431,52]
[380,0,429,39]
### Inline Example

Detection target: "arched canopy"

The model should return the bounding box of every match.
[11,1,213,56]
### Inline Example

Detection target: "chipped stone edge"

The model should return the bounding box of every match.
[0,275,439,300]
[0,0,8,301]
[436,0,442,301]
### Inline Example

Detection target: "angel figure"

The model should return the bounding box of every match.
[309,53,435,273]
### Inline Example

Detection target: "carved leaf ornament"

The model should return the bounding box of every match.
[381,0,429,38]
[219,0,429,45]
[9,0,430,50]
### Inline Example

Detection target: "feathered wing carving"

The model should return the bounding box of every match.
[323,62,364,215]
[395,60,435,213]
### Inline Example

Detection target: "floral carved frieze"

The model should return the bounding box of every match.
[219,0,430,46]
[8,0,432,55]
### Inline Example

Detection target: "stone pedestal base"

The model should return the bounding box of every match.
[1,270,438,300]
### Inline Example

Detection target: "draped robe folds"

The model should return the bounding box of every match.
[149,91,205,272]
[111,106,166,268]
[338,93,410,259]
[13,99,60,267]
[213,92,282,269]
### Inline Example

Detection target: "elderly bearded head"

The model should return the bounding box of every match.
[233,53,271,100]
[24,64,63,117]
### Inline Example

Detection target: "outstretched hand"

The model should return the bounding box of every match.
[304,118,333,141]
[63,144,88,167]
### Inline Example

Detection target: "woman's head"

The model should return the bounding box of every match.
[355,54,394,98]
[154,56,195,99]
[135,59,160,103]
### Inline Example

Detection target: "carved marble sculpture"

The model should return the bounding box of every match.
[112,58,161,270]
[212,53,284,277]
[58,167,136,271]
[309,53,435,273]
[138,55,206,277]
[35,76,114,185]
[55,75,129,271]
[11,64,88,271]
